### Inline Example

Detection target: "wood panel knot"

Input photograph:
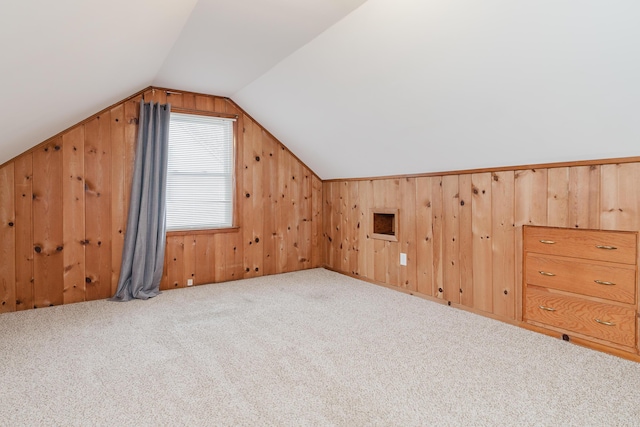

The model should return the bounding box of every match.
[34,246,42,253]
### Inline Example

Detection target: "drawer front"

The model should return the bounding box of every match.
[525,286,636,348]
[524,226,637,265]
[526,253,636,304]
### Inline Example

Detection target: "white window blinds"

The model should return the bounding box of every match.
[166,113,234,231]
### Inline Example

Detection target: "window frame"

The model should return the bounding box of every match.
[165,108,239,236]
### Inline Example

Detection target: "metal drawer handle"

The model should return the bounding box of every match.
[538,271,556,277]
[595,319,616,326]
[594,280,616,286]
[538,305,556,312]
[539,240,556,244]
[596,245,617,250]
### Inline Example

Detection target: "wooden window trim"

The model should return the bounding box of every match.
[166,226,240,237]
[166,110,239,233]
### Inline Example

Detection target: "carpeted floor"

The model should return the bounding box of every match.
[1,268,640,426]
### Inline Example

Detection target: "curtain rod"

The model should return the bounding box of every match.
[148,89,182,96]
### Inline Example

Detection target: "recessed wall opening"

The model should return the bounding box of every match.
[371,209,398,242]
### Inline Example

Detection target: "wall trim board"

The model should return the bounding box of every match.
[325,263,640,362]
[323,155,640,183]
[323,265,521,327]
[323,160,640,360]
[519,321,640,363]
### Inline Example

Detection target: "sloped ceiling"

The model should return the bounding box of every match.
[0,0,365,165]
[0,0,199,164]
[235,0,640,179]
[154,0,367,96]
[3,0,640,180]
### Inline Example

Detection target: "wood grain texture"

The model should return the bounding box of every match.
[195,235,216,285]
[0,87,321,314]
[525,253,635,304]
[491,171,515,319]
[62,126,86,304]
[311,175,323,268]
[241,117,263,278]
[14,155,33,311]
[442,175,460,303]
[84,113,112,300]
[262,133,278,276]
[415,177,434,296]
[359,180,374,279]
[0,163,16,313]
[399,178,417,291]
[431,177,444,299]
[524,226,637,265]
[601,163,640,232]
[32,139,64,308]
[547,168,570,228]
[163,236,184,289]
[514,168,548,321]
[324,160,640,327]
[472,173,492,313]
[458,174,473,306]
[348,182,360,276]
[569,165,600,229]
[110,104,126,296]
[525,285,636,348]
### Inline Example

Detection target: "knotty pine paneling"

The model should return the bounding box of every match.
[14,155,33,311]
[0,163,16,313]
[32,139,64,308]
[323,161,640,323]
[0,87,321,313]
[84,113,112,301]
[62,126,86,304]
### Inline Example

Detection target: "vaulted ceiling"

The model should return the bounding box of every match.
[3,0,639,179]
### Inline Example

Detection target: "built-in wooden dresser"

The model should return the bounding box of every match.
[523,226,639,358]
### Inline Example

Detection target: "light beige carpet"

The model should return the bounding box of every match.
[1,268,640,426]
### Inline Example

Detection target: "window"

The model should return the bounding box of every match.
[166,112,235,231]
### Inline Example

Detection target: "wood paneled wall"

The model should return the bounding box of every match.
[323,163,640,322]
[0,87,322,313]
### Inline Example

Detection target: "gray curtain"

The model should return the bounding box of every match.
[112,101,171,301]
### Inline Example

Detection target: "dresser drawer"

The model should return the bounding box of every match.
[524,226,637,265]
[525,286,636,348]
[526,253,636,304]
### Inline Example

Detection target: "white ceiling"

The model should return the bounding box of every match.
[236,0,640,179]
[0,0,364,165]
[154,0,367,96]
[2,0,640,180]
[0,0,198,164]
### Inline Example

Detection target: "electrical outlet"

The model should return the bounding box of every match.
[400,253,407,266]
[187,279,194,287]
